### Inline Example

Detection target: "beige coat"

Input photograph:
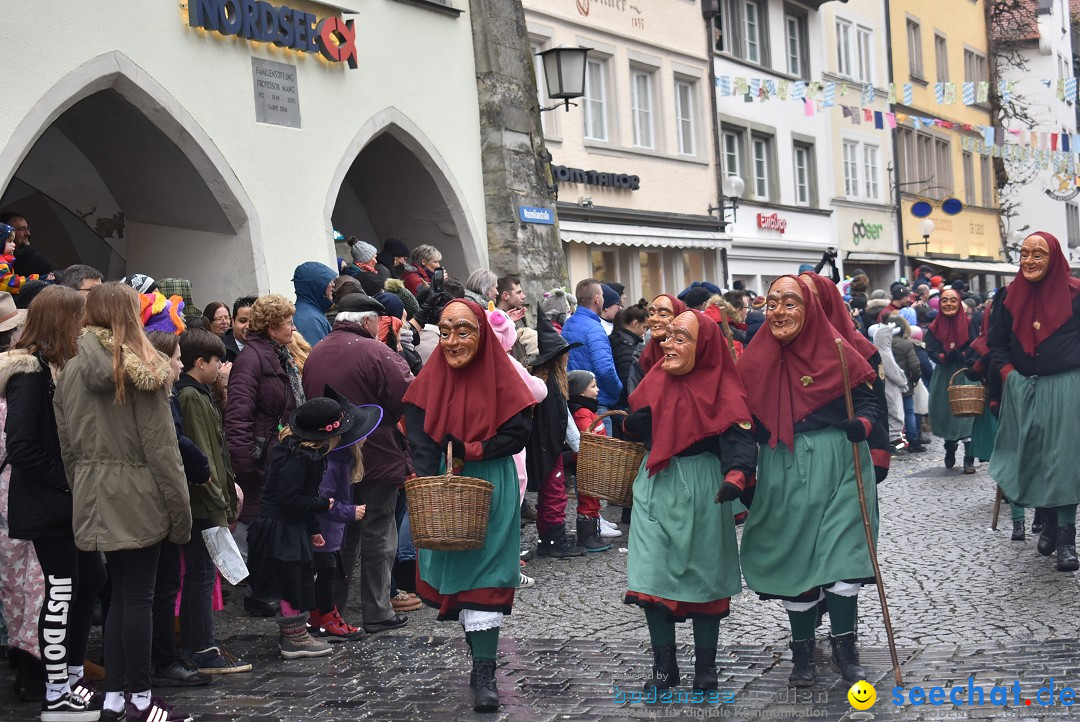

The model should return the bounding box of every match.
[54,327,191,552]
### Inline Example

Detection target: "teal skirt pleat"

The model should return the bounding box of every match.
[928,362,975,441]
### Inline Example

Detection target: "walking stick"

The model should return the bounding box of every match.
[991,486,1003,531]
[718,311,739,362]
[835,339,903,687]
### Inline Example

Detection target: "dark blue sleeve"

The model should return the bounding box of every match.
[172,394,210,485]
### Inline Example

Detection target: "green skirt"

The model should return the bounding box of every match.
[626,453,741,603]
[969,409,998,462]
[989,368,1080,507]
[741,428,877,599]
[928,362,975,441]
[417,457,520,596]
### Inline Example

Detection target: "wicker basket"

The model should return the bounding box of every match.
[948,368,987,417]
[405,443,494,551]
[577,411,647,507]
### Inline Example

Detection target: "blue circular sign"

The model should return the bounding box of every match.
[911,201,933,218]
[941,198,964,215]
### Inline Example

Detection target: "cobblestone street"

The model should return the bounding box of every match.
[4,436,1079,721]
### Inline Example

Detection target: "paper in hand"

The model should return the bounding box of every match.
[201,526,250,585]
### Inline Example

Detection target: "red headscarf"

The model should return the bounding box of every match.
[403,299,536,443]
[738,275,876,450]
[1003,231,1080,356]
[928,288,972,352]
[629,310,751,476]
[969,299,993,357]
[638,294,687,372]
[801,271,877,361]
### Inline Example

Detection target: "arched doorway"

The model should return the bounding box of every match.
[328,110,482,281]
[0,53,262,304]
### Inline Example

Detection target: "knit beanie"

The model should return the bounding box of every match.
[123,273,157,294]
[375,291,405,320]
[348,239,378,264]
[383,278,421,319]
[140,291,186,335]
[539,288,571,318]
[568,370,594,398]
[382,237,410,260]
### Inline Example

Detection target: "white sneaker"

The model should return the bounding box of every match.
[598,518,622,538]
[519,573,535,588]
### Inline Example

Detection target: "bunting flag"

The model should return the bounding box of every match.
[778,79,789,100]
[962,81,975,105]
[1058,79,1067,101]
[887,83,896,104]
[792,80,807,100]
[935,82,946,104]
[748,78,761,99]
[983,126,995,146]
[904,83,913,105]
[1067,77,1077,103]
[717,75,732,96]
[863,108,873,122]
[977,81,989,103]
[999,79,1013,102]
[862,82,875,105]
[735,77,749,96]
[823,82,836,107]
[886,112,897,129]
[804,99,815,116]
[874,111,884,129]
[944,83,957,104]
[764,79,776,99]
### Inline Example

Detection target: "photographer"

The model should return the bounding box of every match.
[814,248,840,284]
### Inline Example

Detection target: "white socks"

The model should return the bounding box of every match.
[67,665,84,687]
[104,692,125,713]
[131,690,152,711]
[44,681,70,702]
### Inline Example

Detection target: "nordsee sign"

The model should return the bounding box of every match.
[519,206,555,225]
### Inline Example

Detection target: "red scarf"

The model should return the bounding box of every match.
[928,289,972,352]
[403,299,536,443]
[969,300,993,357]
[1003,231,1080,356]
[629,310,751,476]
[738,275,876,450]
[802,271,877,361]
[638,294,687,372]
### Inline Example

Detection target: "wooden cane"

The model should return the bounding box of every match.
[991,486,1003,531]
[835,338,903,687]
[718,310,739,362]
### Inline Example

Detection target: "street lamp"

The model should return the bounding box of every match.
[907,218,933,252]
[538,47,592,112]
[710,175,745,223]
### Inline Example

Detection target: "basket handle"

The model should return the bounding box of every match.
[444,442,455,479]
[949,368,973,386]
[588,409,627,435]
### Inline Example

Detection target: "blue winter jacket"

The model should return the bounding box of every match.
[562,307,623,407]
[292,261,337,346]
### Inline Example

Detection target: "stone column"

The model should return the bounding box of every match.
[468,0,567,305]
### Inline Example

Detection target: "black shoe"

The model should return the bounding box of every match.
[520,548,535,562]
[393,559,417,594]
[363,612,408,634]
[944,440,958,469]
[788,639,816,688]
[1038,509,1059,556]
[907,442,927,453]
[11,648,44,702]
[1056,525,1079,572]
[575,516,612,553]
[41,691,99,722]
[692,647,718,692]
[470,658,500,712]
[1012,520,1026,541]
[151,660,212,688]
[963,456,975,474]
[829,632,866,683]
[536,529,584,559]
[643,644,680,691]
[243,596,280,617]
[1033,507,1048,534]
[620,506,632,525]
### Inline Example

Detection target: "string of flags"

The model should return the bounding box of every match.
[714,76,1015,106]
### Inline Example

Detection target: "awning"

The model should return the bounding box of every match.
[915,257,1018,274]
[845,252,900,262]
[558,220,731,251]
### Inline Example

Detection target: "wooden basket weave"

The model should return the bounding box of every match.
[405,443,493,551]
[948,368,986,417]
[577,411,646,508]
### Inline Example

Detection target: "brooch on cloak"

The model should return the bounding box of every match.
[800,375,813,387]
[1034,320,1041,330]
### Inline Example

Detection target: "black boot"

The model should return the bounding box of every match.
[1032,507,1047,534]
[1012,520,1026,541]
[1056,525,1079,572]
[620,505,632,525]
[575,516,612,553]
[1038,509,1059,556]
[536,528,584,559]
[944,440,958,469]
[788,639,815,688]
[470,658,500,712]
[829,632,866,683]
[962,442,975,474]
[643,644,680,691]
[692,648,718,692]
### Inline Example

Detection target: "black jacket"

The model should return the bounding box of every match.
[222,329,243,364]
[745,309,766,343]
[988,286,1080,377]
[1,351,71,539]
[12,245,53,277]
[609,328,643,408]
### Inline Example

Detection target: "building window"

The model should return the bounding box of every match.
[837,19,872,83]
[836,19,852,78]
[934,33,948,84]
[675,80,697,156]
[640,250,663,303]
[917,133,934,195]
[963,48,988,87]
[962,150,975,205]
[980,154,993,207]
[907,18,924,79]
[722,129,743,179]
[934,137,953,199]
[897,126,915,186]
[843,141,860,198]
[751,135,771,200]
[1067,204,1080,248]
[630,69,655,149]
[713,0,768,66]
[743,0,762,63]
[793,144,812,206]
[856,26,873,84]
[590,247,618,282]
[785,10,808,79]
[863,144,880,200]
[584,58,608,142]
[682,250,706,290]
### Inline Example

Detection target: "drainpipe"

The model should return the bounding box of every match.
[884,0,907,278]
[702,1,730,287]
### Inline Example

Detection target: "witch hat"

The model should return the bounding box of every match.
[526,302,581,367]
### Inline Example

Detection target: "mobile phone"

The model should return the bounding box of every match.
[432,268,445,294]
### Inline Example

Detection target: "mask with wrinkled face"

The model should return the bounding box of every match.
[766,277,806,344]
[660,311,698,376]
[439,302,480,369]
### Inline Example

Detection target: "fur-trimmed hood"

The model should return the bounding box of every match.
[78,326,172,395]
[865,298,891,317]
[0,348,45,398]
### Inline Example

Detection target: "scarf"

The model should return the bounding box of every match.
[270,337,306,409]
[1002,231,1080,355]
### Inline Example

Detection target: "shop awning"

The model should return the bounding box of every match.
[558,220,731,251]
[914,257,1018,274]
[845,252,900,262]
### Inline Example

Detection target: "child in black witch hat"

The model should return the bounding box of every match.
[246,386,382,660]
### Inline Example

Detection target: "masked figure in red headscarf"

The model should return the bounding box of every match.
[403,300,537,711]
[988,232,1080,572]
[925,287,979,471]
[738,275,883,688]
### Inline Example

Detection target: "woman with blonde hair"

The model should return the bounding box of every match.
[53,282,193,722]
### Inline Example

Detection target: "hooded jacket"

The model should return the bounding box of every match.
[0,349,71,540]
[176,373,238,527]
[562,307,623,408]
[292,262,337,346]
[53,327,191,551]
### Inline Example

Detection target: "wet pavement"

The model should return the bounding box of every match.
[3,435,1079,720]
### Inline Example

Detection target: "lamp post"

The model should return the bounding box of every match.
[907,218,933,253]
[537,47,592,112]
[709,176,745,224]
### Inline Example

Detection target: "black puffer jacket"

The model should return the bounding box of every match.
[0,350,72,540]
[609,328,643,408]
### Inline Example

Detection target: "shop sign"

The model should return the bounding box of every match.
[551,164,640,190]
[188,0,358,69]
[851,220,883,246]
[519,206,555,225]
[757,212,787,234]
